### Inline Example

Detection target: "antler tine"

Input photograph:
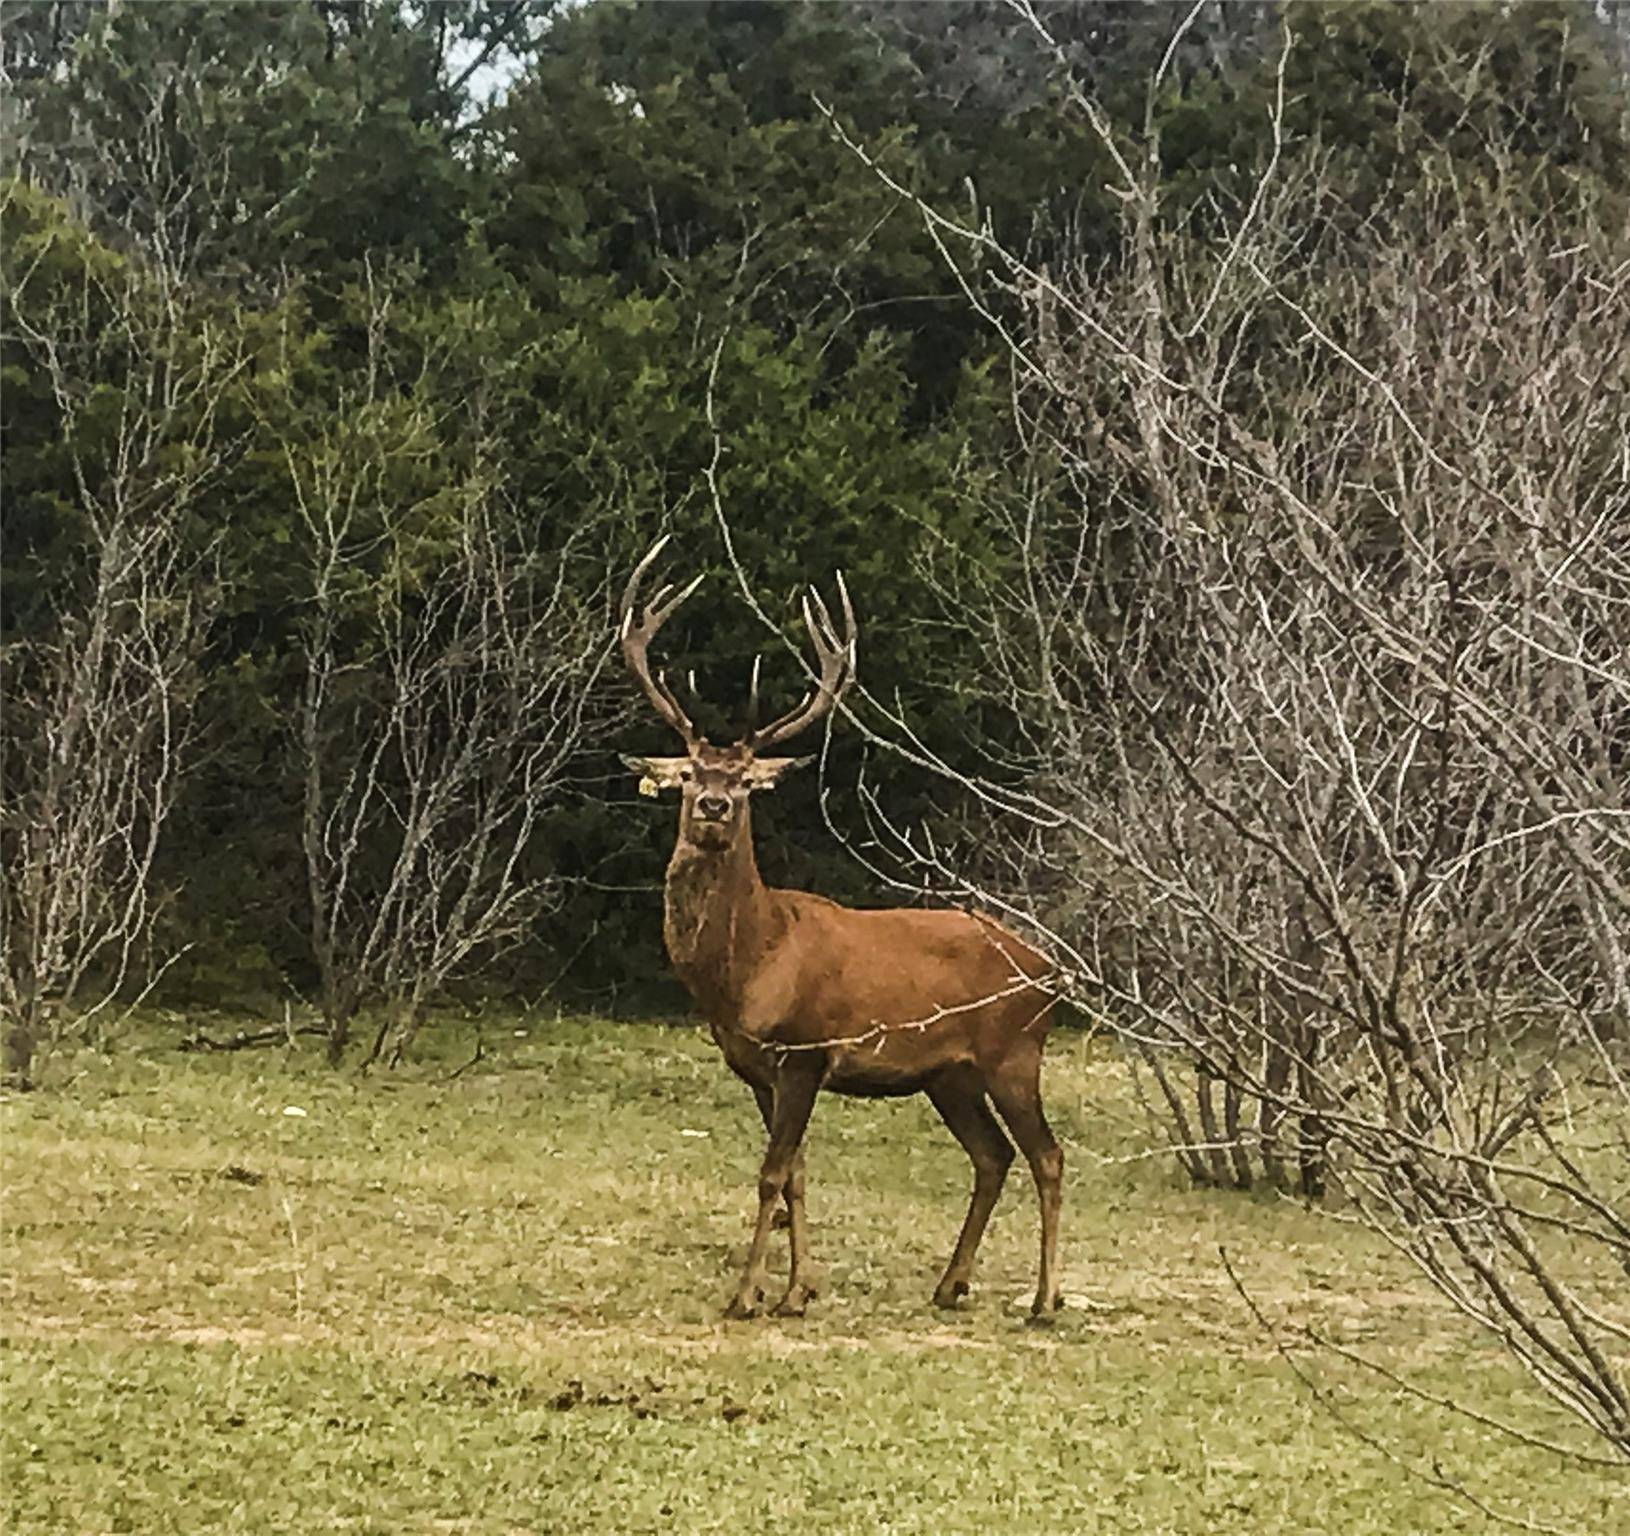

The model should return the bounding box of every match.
[619,534,670,620]
[649,575,703,627]
[800,576,858,663]
[619,536,703,745]
[745,573,859,751]
[742,652,763,737]
[808,587,846,653]
[835,570,858,669]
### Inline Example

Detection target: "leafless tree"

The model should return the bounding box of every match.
[274,278,621,1066]
[1,183,243,1083]
[825,0,1630,1470]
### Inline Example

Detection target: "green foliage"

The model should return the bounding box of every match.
[2,1,508,286]
[1155,1,1630,219]
[0,183,118,633]
[3,0,1628,1011]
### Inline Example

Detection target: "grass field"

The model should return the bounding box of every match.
[3,1015,1624,1534]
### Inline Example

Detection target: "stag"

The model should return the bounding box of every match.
[619,538,1064,1321]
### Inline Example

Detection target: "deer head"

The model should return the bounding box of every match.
[619,536,857,852]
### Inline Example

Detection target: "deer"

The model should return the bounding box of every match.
[618,538,1064,1322]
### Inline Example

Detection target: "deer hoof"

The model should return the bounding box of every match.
[1026,1291,1062,1326]
[932,1279,970,1310]
[724,1287,764,1320]
[772,1284,813,1318]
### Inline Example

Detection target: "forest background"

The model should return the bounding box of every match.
[4,0,1627,1057]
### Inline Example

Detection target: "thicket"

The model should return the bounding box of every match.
[3,0,1626,1057]
[849,0,1630,1472]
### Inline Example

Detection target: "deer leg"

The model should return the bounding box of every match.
[988,1045,1064,1322]
[773,1151,818,1317]
[925,1071,1014,1310]
[726,1067,820,1320]
[752,1084,804,1236]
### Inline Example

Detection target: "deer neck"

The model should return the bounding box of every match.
[663,814,776,1016]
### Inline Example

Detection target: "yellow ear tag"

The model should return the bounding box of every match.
[638,776,659,799]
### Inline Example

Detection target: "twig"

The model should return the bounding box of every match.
[443,1035,487,1082]
[280,1187,306,1327]
[1220,1246,1582,1534]
[180,1024,329,1052]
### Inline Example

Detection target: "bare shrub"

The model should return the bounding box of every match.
[1,184,242,1081]
[270,275,620,1066]
[832,5,1630,1465]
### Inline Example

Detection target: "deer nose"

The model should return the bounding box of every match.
[696,793,731,822]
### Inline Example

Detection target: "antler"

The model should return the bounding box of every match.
[745,573,858,751]
[741,652,763,739]
[620,535,704,745]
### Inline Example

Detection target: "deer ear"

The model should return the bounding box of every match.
[743,755,814,791]
[621,755,688,794]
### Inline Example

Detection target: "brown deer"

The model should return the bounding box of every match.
[619,538,1063,1320]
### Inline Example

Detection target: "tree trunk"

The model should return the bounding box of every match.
[1140,1043,1210,1185]
[3,1013,38,1088]
[1259,1034,1292,1190]
[1297,1027,1328,1201]
[1223,1078,1253,1189]
[1193,1067,1233,1187]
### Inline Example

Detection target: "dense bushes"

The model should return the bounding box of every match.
[3,0,1626,1049]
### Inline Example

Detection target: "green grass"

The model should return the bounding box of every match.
[3,1017,1625,1534]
